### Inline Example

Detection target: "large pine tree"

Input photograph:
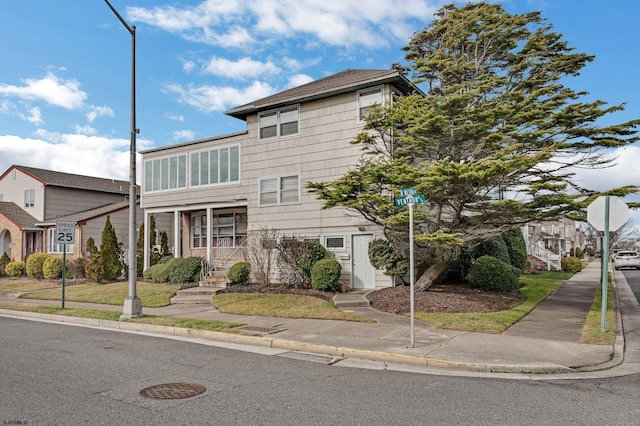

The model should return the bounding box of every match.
[309,3,640,290]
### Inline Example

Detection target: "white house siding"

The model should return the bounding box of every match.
[0,169,45,221]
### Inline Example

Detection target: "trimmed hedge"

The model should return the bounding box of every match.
[311,258,342,292]
[142,256,202,284]
[561,256,583,273]
[26,253,50,279]
[228,262,250,284]
[6,260,26,277]
[468,255,519,293]
[43,256,63,279]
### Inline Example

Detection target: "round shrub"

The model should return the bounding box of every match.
[168,257,202,284]
[142,263,165,282]
[43,256,63,279]
[467,255,519,293]
[85,260,105,283]
[311,258,342,292]
[228,262,250,284]
[5,260,26,277]
[561,256,583,273]
[26,253,50,279]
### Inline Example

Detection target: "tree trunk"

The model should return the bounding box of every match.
[414,260,450,291]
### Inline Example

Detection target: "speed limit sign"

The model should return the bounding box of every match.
[55,221,75,244]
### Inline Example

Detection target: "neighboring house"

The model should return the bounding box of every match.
[522,218,585,270]
[141,69,421,290]
[0,165,140,261]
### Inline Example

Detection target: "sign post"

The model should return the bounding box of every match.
[55,221,75,309]
[587,196,629,332]
[395,188,425,348]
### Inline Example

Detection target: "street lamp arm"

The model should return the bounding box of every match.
[104,0,134,35]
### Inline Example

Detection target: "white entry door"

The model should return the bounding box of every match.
[352,234,375,290]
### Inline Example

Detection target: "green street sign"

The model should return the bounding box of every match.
[395,194,425,207]
[400,187,417,197]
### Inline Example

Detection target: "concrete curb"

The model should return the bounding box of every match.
[0,308,621,377]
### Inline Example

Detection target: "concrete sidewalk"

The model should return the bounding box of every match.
[1,261,639,379]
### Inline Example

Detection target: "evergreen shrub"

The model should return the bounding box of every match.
[26,253,50,279]
[228,262,250,284]
[168,257,202,284]
[43,256,63,279]
[311,258,342,292]
[5,260,26,277]
[561,256,583,273]
[468,255,519,293]
[0,252,10,277]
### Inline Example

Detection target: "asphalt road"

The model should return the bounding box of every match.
[622,269,640,303]
[1,317,639,425]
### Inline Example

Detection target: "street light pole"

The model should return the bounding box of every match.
[105,0,142,318]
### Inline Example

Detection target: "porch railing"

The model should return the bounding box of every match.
[199,238,247,283]
[526,242,561,271]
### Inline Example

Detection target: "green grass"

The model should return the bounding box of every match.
[0,279,61,294]
[581,283,615,345]
[414,273,566,334]
[0,301,243,331]
[19,281,180,308]
[212,292,373,322]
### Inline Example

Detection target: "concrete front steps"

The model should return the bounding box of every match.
[332,290,372,308]
[170,286,224,304]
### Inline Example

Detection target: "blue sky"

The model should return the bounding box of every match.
[1,0,639,225]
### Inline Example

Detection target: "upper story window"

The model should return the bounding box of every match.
[259,174,300,206]
[357,86,383,121]
[190,145,240,187]
[144,154,187,193]
[259,106,299,140]
[24,189,34,208]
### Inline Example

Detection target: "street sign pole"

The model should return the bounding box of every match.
[55,221,75,309]
[409,200,415,348]
[601,197,610,333]
[62,244,67,309]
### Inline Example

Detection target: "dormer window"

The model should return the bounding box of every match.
[259,106,299,140]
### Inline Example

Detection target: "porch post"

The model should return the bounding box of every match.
[143,210,150,270]
[206,207,212,262]
[173,210,181,258]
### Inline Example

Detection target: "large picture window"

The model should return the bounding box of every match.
[259,175,300,206]
[357,86,383,121]
[259,106,299,140]
[144,154,187,192]
[190,145,240,187]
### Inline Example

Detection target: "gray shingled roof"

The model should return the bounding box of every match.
[225,68,421,120]
[8,165,133,195]
[0,201,40,230]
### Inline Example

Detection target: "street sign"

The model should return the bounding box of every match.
[587,196,629,231]
[55,221,75,245]
[395,194,426,207]
[401,187,417,197]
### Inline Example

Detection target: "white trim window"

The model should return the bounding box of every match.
[259,106,299,140]
[190,213,207,248]
[259,174,300,206]
[144,154,187,192]
[190,145,240,187]
[324,235,345,250]
[357,86,383,121]
[47,228,73,253]
[24,189,35,208]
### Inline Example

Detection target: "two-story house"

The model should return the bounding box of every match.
[0,165,141,262]
[141,69,421,290]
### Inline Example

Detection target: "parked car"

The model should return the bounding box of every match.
[613,250,640,270]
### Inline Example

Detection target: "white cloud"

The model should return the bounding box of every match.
[166,113,185,122]
[182,60,196,74]
[0,72,87,110]
[86,105,115,123]
[74,124,98,135]
[0,133,154,182]
[286,74,314,89]
[202,56,280,79]
[128,0,438,49]
[163,81,275,113]
[173,129,196,140]
[19,107,43,125]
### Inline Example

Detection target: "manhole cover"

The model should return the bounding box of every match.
[139,382,206,400]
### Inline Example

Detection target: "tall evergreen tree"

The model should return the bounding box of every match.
[309,3,640,290]
[100,215,122,281]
